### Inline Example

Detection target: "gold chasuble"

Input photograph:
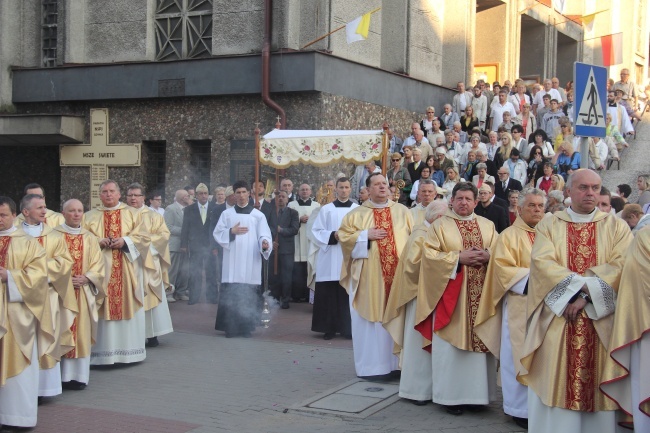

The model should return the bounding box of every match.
[474,216,535,371]
[135,207,171,311]
[520,210,632,412]
[30,225,77,368]
[82,203,149,321]
[15,209,64,229]
[0,230,49,386]
[54,226,105,359]
[339,200,413,323]
[383,223,429,354]
[414,210,497,351]
[600,227,650,418]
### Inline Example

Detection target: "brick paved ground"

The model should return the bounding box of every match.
[24,120,649,433]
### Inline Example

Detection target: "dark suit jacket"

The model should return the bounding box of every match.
[407,161,425,183]
[180,201,218,255]
[475,202,509,233]
[494,178,523,201]
[249,196,273,222]
[492,196,509,212]
[269,206,300,255]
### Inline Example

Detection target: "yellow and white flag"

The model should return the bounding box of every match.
[345,12,372,44]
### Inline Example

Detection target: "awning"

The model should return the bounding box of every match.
[259,129,384,168]
[0,114,85,146]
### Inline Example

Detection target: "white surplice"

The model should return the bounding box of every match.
[399,299,432,401]
[311,201,358,282]
[214,206,272,284]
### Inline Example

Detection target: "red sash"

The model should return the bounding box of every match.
[63,233,84,358]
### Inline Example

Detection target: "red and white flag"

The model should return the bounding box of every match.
[593,32,623,67]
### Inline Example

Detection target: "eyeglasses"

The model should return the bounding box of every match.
[126,194,143,197]
[497,172,508,175]
[561,125,568,128]
[426,111,434,114]
[391,159,400,162]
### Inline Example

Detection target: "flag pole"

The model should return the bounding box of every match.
[300,7,381,50]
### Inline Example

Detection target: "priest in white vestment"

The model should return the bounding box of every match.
[474,188,547,430]
[339,174,412,378]
[600,227,650,432]
[83,180,150,365]
[126,183,173,348]
[383,201,448,405]
[415,182,498,415]
[14,183,64,229]
[0,196,49,428]
[56,199,105,389]
[520,170,632,433]
[311,177,357,340]
[214,181,272,338]
[20,194,76,398]
[287,184,320,302]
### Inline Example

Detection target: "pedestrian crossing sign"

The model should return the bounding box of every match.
[573,62,607,137]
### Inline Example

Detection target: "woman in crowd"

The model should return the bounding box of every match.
[553,118,577,152]
[499,111,515,132]
[507,190,519,225]
[552,141,580,181]
[511,125,527,156]
[410,166,435,202]
[515,103,537,139]
[535,162,554,194]
[494,132,514,168]
[442,166,463,200]
[510,81,531,114]
[472,162,495,189]
[402,145,414,165]
[461,149,478,181]
[526,145,546,185]
[636,174,650,207]
[420,106,437,137]
[387,152,412,204]
[460,105,480,132]
[525,129,555,159]
[550,173,565,193]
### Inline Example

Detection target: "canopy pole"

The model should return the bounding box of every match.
[381,121,389,174]
[254,124,261,209]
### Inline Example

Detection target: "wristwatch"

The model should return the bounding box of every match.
[578,291,592,304]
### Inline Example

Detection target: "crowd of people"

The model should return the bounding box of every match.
[1,70,649,432]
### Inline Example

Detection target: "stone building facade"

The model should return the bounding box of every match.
[0,0,647,209]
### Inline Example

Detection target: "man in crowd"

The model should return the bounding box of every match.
[533,78,562,115]
[472,85,488,130]
[520,169,632,432]
[0,196,49,429]
[15,183,64,228]
[475,188,547,429]
[180,183,218,305]
[415,182,498,415]
[410,179,438,226]
[213,180,272,338]
[495,166,523,201]
[56,199,105,390]
[490,90,517,132]
[20,194,75,398]
[407,149,425,183]
[351,161,381,202]
[339,174,413,379]
[148,193,165,216]
[607,90,635,135]
[83,180,149,365]
[453,82,473,117]
[126,183,173,348]
[597,186,613,214]
[541,99,564,139]
[402,122,431,150]
[475,183,509,233]
[613,68,637,111]
[269,191,299,309]
[288,184,320,303]
[165,189,191,302]
[601,227,650,432]
[383,200,448,405]
[311,177,358,340]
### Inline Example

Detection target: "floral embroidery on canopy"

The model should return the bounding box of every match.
[259,129,383,168]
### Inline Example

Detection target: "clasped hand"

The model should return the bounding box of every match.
[368,227,388,240]
[458,246,490,267]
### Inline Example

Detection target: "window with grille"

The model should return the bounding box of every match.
[143,141,167,197]
[188,139,212,190]
[42,0,58,67]
[155,0,213,61]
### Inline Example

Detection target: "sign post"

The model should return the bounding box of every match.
[60,109,141,209]
[573,62,607,168]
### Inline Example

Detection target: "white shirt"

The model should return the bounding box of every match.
[533,88,562,107]
[490,102,517,131]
